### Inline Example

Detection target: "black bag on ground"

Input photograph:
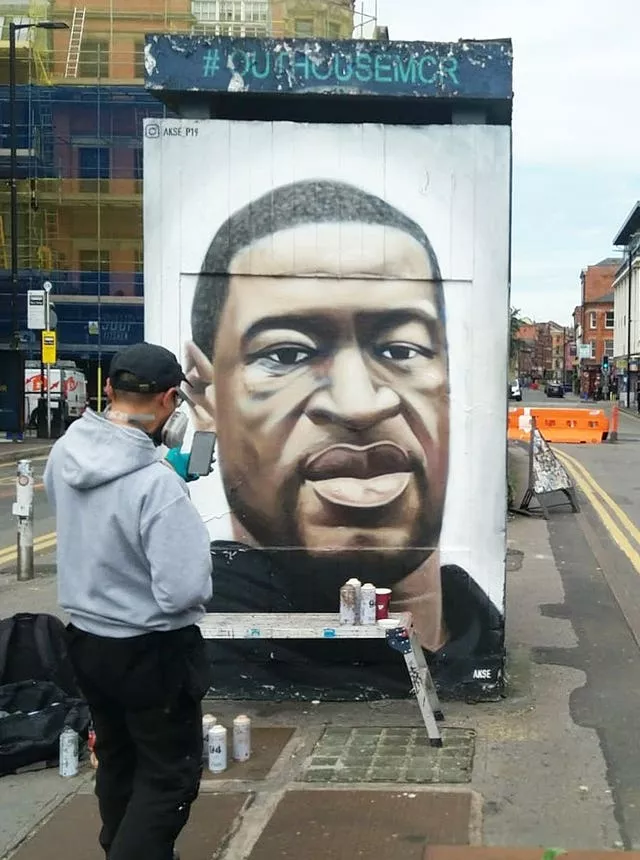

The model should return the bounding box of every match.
[0,680,90,776]
[0,612,82,697]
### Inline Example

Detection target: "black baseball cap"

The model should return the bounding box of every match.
[109,342,188,394]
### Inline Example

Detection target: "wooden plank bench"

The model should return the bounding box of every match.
[197,612,444,746]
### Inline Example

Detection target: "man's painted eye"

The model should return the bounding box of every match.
[377,343,434,361]
[265,348,312,366]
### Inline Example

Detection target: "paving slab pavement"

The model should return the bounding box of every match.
[0,441,54,467]
[0,512,625,859]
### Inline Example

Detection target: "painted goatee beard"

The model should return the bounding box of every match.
[226,469,445,612]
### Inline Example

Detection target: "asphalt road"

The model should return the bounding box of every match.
[0,455,56,575]
[512,387,640,847]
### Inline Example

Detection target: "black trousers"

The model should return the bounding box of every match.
[66,624,211,860]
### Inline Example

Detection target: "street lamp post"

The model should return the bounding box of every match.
[9,22,19,348]
[627,242,632,409]
[8,20,68,428]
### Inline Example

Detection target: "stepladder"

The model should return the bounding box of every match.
[197,611,444,746]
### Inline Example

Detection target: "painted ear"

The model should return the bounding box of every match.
[184,340,216,432]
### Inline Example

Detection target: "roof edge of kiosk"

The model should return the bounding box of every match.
[143,35,513,125]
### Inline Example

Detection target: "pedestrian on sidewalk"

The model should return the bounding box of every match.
[44,342,213,860]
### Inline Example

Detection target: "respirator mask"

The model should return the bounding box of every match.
[150,407,189,449]
[105,387,192,450]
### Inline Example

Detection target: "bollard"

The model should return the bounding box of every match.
[12,460,34,581]
[608,405,619,443]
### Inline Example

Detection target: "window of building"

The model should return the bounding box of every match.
[192,1,216,22]
[295,18,314,37]
[79,249,110,272]
[589,311,597,329]
[246,1,267,22]
[78,146,110,193]
[605,340,614,356]
[9,18,31,44]
[220,0,241,20]
[605,310,614,328]
[134,41,145,80]
[78,249,111,296]
[78,39,109,78]
[192,0,268,30]
[133,148,143,193]
[327,21,342,38]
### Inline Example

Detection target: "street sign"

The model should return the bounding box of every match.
[578,344,591,360]
[27,290,46,330]
[42,330,57,364]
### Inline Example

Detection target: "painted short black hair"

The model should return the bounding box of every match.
[191,179,445,358]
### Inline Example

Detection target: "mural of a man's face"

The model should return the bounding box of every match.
[204,222,450,587]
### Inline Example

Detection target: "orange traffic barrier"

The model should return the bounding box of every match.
[507,407,609,444]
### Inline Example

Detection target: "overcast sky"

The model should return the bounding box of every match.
[365,0,640,325]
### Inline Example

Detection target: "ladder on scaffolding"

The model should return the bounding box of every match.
[45,211,59,243]
[65,7,86,78]
[38,87,54,160]
[0,217,8,270]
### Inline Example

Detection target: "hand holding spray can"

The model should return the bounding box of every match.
[360,583,377,625]
[233,715,251,762]
[340,582,357,625]
[208,724,227,773]
[59,727,79,777]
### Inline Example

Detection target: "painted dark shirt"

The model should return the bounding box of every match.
[203,541,504,700]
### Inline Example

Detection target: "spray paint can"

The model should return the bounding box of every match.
[59,727,79,777]
[202,714,217,761]
[233,715,251,762]
[346,578,362,623]
[339,582,357,625]
[208,724,227,773]
[360,583,377,625]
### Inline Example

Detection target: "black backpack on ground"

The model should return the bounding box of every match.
[0,680,90,776]
[0,612,82,697]
[0,613,90,776]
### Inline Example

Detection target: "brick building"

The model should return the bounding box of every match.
[514,320,569,384]
[575,258,618,397]
[0,0,383,411]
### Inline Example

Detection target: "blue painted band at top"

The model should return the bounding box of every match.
[145,35,513,101]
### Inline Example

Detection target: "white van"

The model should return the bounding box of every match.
[25,361,89,428]
[509,380,522,401]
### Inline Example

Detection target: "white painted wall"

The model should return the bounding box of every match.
[143,119,511,613]
[614,253,640,360]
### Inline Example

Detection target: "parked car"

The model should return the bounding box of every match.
[546,381,564,398]
[509,380,522,401]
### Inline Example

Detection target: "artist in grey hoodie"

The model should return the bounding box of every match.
[44,342,213,860]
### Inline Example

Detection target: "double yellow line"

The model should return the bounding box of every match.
[554,448,640,573]
[0,531,57,568]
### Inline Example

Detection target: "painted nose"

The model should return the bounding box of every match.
[306,349,401,431]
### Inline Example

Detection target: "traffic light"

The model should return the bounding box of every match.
[602,355,609,372]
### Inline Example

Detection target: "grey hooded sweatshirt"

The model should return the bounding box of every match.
[43,409,213,638]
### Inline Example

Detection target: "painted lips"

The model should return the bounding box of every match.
[303,443,413,509]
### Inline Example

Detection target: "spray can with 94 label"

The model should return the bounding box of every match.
[208,724,227,773]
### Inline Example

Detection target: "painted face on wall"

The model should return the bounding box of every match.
[210,222,450,587]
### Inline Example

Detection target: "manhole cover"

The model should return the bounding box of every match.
[506,548,524,571]
[303,727,475,784]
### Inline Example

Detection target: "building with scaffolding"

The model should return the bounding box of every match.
[0,0,379,406]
